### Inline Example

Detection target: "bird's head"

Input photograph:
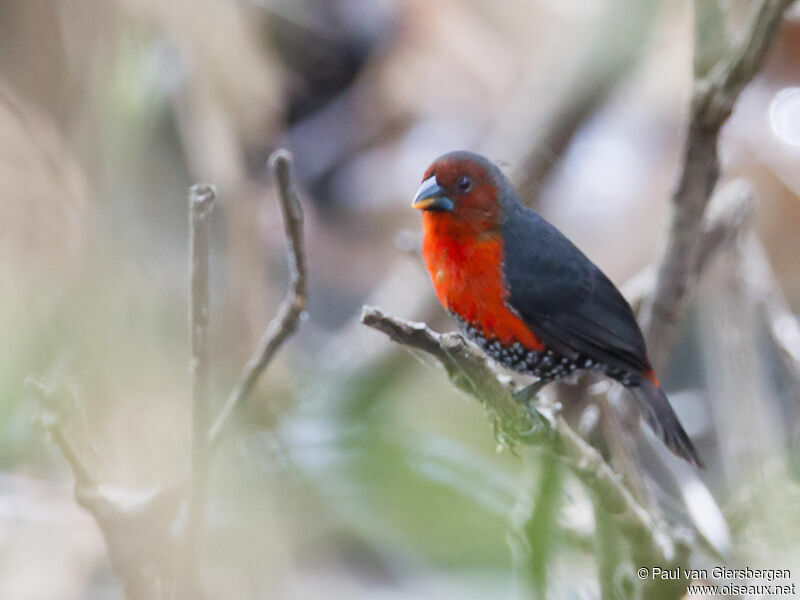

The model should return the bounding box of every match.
[412,151,515,233]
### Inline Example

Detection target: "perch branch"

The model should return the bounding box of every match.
[639,0,792,368]
[207,149,307,450]
[361,306,679,565]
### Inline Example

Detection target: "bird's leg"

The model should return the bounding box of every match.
[512,380,547,405]
[514,379,552,437]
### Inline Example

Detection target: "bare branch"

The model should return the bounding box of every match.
[32,378,184,599]
[189,184,216,469]
[693,180,757,277]
[693,0,729,78]
[180,183,216,599]
[625,179,756,314]
[607,181,756,521]
[47,420,95,488]
[741,234,800,390]
[207,149,307,449]
[640,0,792,368]
[78,480,185,600]
[361,306,681,565]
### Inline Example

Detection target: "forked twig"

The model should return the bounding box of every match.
[207,149,308,450]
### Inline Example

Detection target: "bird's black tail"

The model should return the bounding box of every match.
[631,379,703,468]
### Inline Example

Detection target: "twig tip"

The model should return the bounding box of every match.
[269,148,294,171]
[189,183,216,212]
[360,305,381,324]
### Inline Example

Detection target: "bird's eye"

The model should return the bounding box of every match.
[457,175,472,191]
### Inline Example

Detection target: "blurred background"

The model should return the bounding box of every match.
[1,0,799,597]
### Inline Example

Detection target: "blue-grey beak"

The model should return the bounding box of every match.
[412,176,454,212]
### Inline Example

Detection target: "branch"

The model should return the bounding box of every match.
[47,418,95,487]
[207,149,307,449]
[180,183,216,598]
[605,181,756,523]
[639,0,792,368]
[31,377,184,599]
[188,183,215,464]
[692,0,729,78]
[624,179,756,314]
[361,306,679,565]
[741,234,800,392]
[77,479,186,600]
[695,0,794,128]
[361,306,551,444]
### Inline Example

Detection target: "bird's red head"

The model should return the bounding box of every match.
[412,151,512,234]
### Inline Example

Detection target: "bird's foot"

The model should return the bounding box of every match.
[512,380,545,405]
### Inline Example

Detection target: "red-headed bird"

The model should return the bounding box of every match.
[413,151,701,467]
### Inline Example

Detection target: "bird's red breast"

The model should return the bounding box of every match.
[420,211,545,352]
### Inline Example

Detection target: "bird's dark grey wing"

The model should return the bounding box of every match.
[501,206,650,373]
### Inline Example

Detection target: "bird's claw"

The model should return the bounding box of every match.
[512,381,544,404]
[516,421,541,437]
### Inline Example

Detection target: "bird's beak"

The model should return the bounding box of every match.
[412,176,453,212]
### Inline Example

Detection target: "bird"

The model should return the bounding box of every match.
[412,150,702,467]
